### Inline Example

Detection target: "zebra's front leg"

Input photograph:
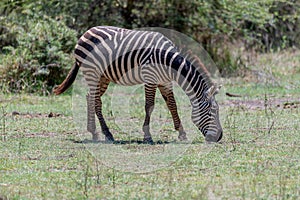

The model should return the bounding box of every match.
[86,93,100,141]
[94,78,114,142]
[142,84,157,143]
[94,95,114,142]
[158,84,187,141]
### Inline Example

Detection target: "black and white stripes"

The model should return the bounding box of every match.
[54,26,223,143]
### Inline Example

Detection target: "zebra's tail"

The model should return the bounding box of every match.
[53,62,80,95]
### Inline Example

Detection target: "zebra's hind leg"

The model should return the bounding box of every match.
[95,77,114,142]
[158,83,187,141]
[142,84,157,144]
[86,93,99,141]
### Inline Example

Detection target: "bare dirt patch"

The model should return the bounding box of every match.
[223,97,300,110]
[7,111,64,118]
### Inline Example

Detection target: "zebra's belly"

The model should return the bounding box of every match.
[81,62,171,87]
[105,66,144,86]
[108,64,171,86]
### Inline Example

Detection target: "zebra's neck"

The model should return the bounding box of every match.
[147,47,210,104]
[169,52,209,104]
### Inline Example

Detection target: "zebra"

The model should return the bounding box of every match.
[54,26,223,143]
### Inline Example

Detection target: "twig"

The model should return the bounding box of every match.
[267,120,275,135]
[225,92,242,97]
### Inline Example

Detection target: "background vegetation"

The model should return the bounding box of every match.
[0,1,299,199]
[0,0,299,93]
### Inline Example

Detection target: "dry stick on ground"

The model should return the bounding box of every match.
[225,92,243,97]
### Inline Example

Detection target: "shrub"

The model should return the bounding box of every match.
[0,11,77,94]
[1,0,299,93]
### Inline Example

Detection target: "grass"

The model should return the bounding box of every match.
[0,50,300,199]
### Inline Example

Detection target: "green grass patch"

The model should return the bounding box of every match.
[0,50,300,199]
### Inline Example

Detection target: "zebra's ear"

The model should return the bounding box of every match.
[205,84,222,99]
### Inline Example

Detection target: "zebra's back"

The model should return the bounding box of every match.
[74,26,175,86]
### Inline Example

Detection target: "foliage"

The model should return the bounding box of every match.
[256,0,300,51]
[0,3,77,93]
[0,0,299,93]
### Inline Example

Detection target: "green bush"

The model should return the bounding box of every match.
[0,10,77,94]
[1,0,299,93]
[112,0,299,75]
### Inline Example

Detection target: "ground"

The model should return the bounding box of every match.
[0,50,299,199]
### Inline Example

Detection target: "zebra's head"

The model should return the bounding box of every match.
[192,84,223,142]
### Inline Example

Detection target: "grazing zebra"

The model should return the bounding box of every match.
[54,26,223,143]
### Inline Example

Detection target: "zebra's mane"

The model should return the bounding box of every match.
[156,30,215,89]
[180,48,214,88]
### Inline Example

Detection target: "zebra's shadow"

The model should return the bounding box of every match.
[68,138,193,145]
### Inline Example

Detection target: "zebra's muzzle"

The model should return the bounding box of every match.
[205,130,223,143]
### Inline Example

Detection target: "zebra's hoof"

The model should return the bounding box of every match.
[92,134,100,142]
[178,134,187,141]
[143,137,154,145]
[105,136,115,143]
